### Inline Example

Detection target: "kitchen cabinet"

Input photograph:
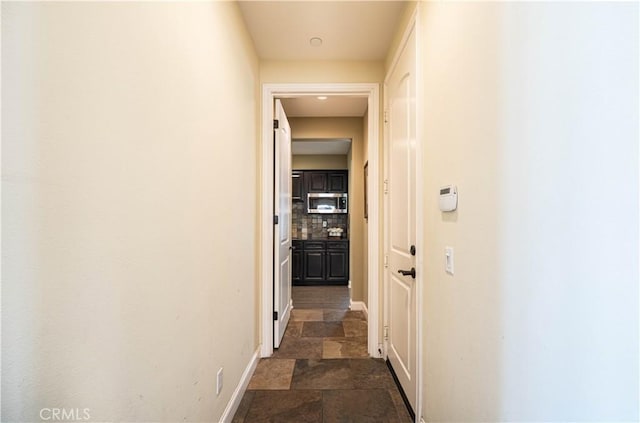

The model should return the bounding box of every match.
[326,241,349,282]
[306,172,327,192]
[305,170,348,193]
[292,241,303,283]
[327,172,348,192]
[292,171,304,202]
[303,250,326,283]
[293,240,349,286]
[302,241,326,283]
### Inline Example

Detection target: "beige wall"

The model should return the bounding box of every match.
[292,155,348,170]
[415,4,503,419]
[2,3,260,422]
[411,2,638,421]
[289,118,368,304]
[261,60,384,84]
[385,2,418,72]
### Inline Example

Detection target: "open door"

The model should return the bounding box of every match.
[385,25,417,413]
[273,99,292,348]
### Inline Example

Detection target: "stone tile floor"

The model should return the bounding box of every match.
[232,308,413,422]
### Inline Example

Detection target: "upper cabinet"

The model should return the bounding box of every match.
[305,170,348,193]
[292,170,304,202]
[327,172,348,192]
[306,171,327,192]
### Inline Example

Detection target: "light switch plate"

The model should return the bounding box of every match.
[445,247,454,275]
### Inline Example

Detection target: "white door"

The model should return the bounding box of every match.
[273,99,292,348]
[385,25,417,411]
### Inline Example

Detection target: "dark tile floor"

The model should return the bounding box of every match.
[232,308,413,423]
[292,286,350,309]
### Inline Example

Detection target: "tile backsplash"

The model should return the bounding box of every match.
[291,202,348,239]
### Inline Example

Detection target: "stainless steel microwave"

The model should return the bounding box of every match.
[307,193,348,214]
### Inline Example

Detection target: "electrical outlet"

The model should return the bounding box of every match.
[322,221,327,228]
[216,368,223,396]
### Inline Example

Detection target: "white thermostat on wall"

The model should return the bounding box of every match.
[439,185,458,212]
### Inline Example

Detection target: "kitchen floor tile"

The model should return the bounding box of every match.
[243,390,323,423]
[301,321,345,338]
[293,287,350,309]
[291,309,324,322]
[324,309,367,322]
[273,337,323,359]
[389,387,414,422]
[247,359,295,390]
[322,389,403,422]
[230,390,254,423]
[290,359,354,390]
[349,358,397,389]
[323,337,369,359]
[343,320,368,337]
[284,321,304,338]
[233,305,408,422]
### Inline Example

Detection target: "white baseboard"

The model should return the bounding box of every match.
[220,346,260,423]
[349,300,369,320]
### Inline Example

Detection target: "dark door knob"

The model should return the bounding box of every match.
[397,267,416,279]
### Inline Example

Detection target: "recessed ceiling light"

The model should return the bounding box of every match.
[317,96,328,100]
[309,37,323,47]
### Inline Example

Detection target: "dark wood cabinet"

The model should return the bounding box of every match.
[292,171,304,202]
[303,251,326,282]
[306,172,328,192]
[305,170,348,193]
[293,240,349,286]
[326,250,349,282]
[292,241,303,283]
[327,172,348,192]
[326,241,349,282]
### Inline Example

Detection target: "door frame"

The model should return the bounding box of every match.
[260,83,381,358]
[383,6,423,422]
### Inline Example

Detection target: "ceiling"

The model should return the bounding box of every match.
[292,139,352,155]
[239,1,403,149]
[238,1,408,61]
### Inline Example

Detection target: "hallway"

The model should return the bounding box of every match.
[2,2,637,422]
[232,306,412,422]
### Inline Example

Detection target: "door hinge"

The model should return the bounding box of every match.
[273,311,278,321]
[384,110,389,124]
[384,179,389,195]
[273,119,279,129]
[383,325,389,341]
[384,253,389,269]
[273,215,279,225]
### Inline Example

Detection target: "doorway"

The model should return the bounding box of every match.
[260,83,381,359]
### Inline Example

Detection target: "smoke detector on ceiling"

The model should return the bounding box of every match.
[309,37,323,47]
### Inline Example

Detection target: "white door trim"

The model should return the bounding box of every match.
[383,6,423,422]
[260,83,381,358]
